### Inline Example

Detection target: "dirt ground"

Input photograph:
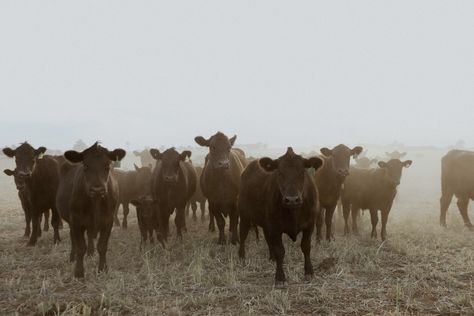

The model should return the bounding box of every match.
[1,149,473,315]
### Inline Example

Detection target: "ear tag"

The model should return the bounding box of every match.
[38,153,44,160]
[112,157,121,168]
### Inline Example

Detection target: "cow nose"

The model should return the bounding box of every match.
[283,195,302,207]
[337,169,349,177]
[18,171,31,179]
[217,160,230,169]
[164,175,177,183]
[90,186,106,196]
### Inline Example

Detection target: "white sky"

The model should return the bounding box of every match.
[1,1,473,150]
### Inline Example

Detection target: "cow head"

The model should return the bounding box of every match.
[133,149,153,167]
[150,148,190,185]
[385,151,407,160]
[133,163,153,194]
[194,132,236,170]
[64,142,126,198]
[3,168,26,191]
[355,157,378,169]
[3,142,47,179]
[131,196,155,222]
[259,147,323,208]
[320,144,363,180]
[378,159,412,186]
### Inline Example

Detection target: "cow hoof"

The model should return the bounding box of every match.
[74,271,85,279]
[303,274,313,282]
[27,241,36,247]
[274,281,286,289]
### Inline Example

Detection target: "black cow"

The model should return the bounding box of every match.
[238,147,322,286]
[56,142,125,278]
[3,143,61,246]
[150,148,197,239]
[130,195,165,250]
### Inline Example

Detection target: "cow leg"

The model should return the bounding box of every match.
[28,211,41,246]
[24,210,31,237]
[212,206,226,244]
[43,209,50,232]
[97,223,113,274]
[272,234,286,287]
[69,227,76,262]
[191,201,198,222]
[351,205,360,235]
[86,229,95,256]
[342,202,350,236]
[175,207,186,239]
[159,206,171,240]
[301,226,314,279]
[325,205,336,241]
[200,200,206,222]
[381,208,391,241]
[457,197,473,229]
[230,204,239,245]
[121,203,129,228]
[440,192,453,227]
[209,211,216,232]
[238,216,251,259]
[51,206,61,244]
[113,205,120,226]
[263,227,275,261]
[315,208,324,242]
[370,209,378,239]
[73,226,87,278]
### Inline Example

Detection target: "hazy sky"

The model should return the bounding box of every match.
[1,1,473,150]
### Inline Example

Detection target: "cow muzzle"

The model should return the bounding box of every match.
[282,195,303,208]
[89,186,107,198]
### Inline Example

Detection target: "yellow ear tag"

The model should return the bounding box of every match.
[112,157,121,168]
[38,153,44,160]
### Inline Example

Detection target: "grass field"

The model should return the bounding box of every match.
[1,151,474,315]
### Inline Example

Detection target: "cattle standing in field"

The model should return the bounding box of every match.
[341,159,412,240]
[56,142,125,278]
[194,132,248,244]
[134,149,155,168]
[150,148,197,239]
[313,144,363,241]
[186,166,207,222]
[440,150,474,229]
[3,143,61,246]
[112,164,153,228]
[3,168,51,236]
[131,196,165,250]
[238,147,323,286]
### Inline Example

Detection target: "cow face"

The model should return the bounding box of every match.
[3,168,26,191]
[260,147,323,208]
[321,144,363,180]
[134,163,153,194]
[131,196,155,222]
[355,157,378,169]
[3,143,46,179]
[195,132,236,170]
[378,159,412,186]
[150,148,190,185]
[64,142,126,198]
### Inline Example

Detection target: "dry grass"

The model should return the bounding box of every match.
[1,152,474,315]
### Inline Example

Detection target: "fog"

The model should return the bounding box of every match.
[1,1,473,150]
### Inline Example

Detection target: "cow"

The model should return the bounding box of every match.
[341,159,412,240]
[3,168,51,236]
[134,148,155,168]
[440,150,474,229]
[194,132,248,244]
[56,142,126,278]
[238,147,323,287]
[186,166,207,222]
[354,157,378,169]
[130,195,165,250]
[150,148,197,239]
[112,164,153,228]
[3,143,61,246]
[313,144,363,241]
[385,151,407,160]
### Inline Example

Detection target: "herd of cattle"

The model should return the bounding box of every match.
[2,132,474,286]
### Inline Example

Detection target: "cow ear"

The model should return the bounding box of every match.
[400,152,407,158]
[378,161,388,168]
[259,157,278,172]
[64,150,84,163]
[194,136,209,147]
[4,169,14,176]
[351,146,363,158]
[320,148,332,157]
[403,160,412,168]
[134,163,140,171]
[229,135,237,146]
[130,199,140,207]
[304,157,323,171]
[150,149,161,160]
[3,147,15,158]
[109,149,126,162]
[35,146,47,156]
[180,150,192,161]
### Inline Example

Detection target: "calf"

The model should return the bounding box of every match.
[150,148,197,239]
[313,144,363,241]
[194,132,248,244]
[56,142,125,278]
[238,148,322,286]
[113,164,153,228]
[440,150,474,229]
[341,159,412,240]
[3,143,61,246]
[130,196,165,250]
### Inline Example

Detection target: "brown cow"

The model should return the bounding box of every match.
[354,157,378,169]
[3,143,61,246]
[341,159,412,240]
[313,144,363,241]
[56,142,126,278]
[238,147,322,286]
[440,150,474,229]
[194,132,247,244]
